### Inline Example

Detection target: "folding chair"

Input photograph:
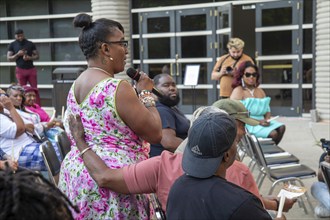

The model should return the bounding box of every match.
[39,141,61,185]
[248,134,316,214]
[242,133,299,171]
[54,131,71,159]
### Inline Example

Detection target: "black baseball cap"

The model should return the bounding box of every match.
[182,112,237,178]
[15,29,24,35]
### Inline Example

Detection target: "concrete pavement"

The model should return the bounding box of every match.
[242,117,330,220]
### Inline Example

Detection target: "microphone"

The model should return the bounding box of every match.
[126,68,163,98]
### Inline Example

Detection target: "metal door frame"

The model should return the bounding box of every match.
[255,0,303,116]
[139,7,216,114]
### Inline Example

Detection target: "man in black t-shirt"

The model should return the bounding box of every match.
[166,112,275,220]
[150,74,190,157]
[7,29,40,104]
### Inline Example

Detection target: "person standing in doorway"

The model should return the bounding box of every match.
[7,29,40,105]
[211,37,254,99]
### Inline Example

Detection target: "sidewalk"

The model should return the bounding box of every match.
[243,117,330,220]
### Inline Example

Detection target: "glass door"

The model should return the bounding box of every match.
[215,3,233,96]
[139,7,215,114]
[255,0,303,116]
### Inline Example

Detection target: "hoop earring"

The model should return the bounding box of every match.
[241,78,246,88]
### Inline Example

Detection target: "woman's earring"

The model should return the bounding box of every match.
[241,78,246,88]
[109,57,113,61]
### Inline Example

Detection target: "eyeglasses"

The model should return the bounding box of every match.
[0,93,9,97]
[230,111,250,118]
[8,85,24,93]
[104,40,128,48]
[244,72,257,78]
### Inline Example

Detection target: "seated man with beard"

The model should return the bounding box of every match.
[150,74,190,157]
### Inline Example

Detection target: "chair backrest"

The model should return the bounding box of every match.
[246,133,268,169]
[320,161,330,190]
[55,131,71,159]
[39,141,61,185]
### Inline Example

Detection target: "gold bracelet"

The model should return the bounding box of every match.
[79,147,92,158]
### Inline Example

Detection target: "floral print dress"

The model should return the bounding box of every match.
[58,78,151,219]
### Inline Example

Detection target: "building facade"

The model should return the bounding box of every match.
[0,0,329,120]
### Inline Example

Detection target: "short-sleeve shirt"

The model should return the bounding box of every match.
[123,151,263,212]
[166,175,271,220]
[150,102,190,157]
[8,39,36,69]
[0,113,34,159]
[212,53,254,97]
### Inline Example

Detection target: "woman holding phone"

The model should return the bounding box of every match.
[230,61,285,145]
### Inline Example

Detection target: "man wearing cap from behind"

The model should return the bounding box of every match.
[166,112,271,220]
[67,99,293,217]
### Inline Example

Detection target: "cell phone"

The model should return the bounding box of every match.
[267,116,279,123]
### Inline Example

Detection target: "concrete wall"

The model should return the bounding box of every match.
[315,0,330,121]
[91,0,131,80]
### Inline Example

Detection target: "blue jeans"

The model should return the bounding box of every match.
[311,181,330,211]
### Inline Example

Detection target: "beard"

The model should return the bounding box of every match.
[159,93,180,107]
[230,54,242,60]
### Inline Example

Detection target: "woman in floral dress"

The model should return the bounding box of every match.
[58,13,162,219]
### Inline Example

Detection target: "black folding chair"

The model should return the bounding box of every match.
[242,133,299,171]
[248,134,316,214]
[39,141,61,185]
[54,131,71,160]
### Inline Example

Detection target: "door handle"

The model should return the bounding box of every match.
[255,51,259,67]
[175,54,179,76]
[170,63,174,76]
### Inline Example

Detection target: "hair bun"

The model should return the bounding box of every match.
[73,13,93,29]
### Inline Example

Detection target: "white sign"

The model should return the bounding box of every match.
[184,65,200,86]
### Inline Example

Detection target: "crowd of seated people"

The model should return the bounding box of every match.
[0,18,318,219]
[0,86,63,172]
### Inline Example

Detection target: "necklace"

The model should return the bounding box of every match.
[246,87,255,97]
[88,67,113,77]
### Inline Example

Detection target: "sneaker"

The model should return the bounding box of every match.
[315,205,330,218]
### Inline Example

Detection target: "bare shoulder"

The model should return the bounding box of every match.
[230,86,244,100]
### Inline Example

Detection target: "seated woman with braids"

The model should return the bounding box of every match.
[0,95,59,171]
[0,167,79,220]
[230,61,286,145]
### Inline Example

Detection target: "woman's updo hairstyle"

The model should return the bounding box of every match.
[232,61,260,88]
[73,13,124,60]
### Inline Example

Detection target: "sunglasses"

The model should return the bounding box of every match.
[230,111,250,118]
[244,72,258,78]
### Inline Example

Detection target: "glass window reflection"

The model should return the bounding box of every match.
[262,7,292,26]
[182,89,208,105]
[264,89,292,107]
[147,38,171,59]
[181,14,206,31]
[147,17,170,33]
[261,60,292,84]
[262,31,292,55]
[181,36,206,58]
